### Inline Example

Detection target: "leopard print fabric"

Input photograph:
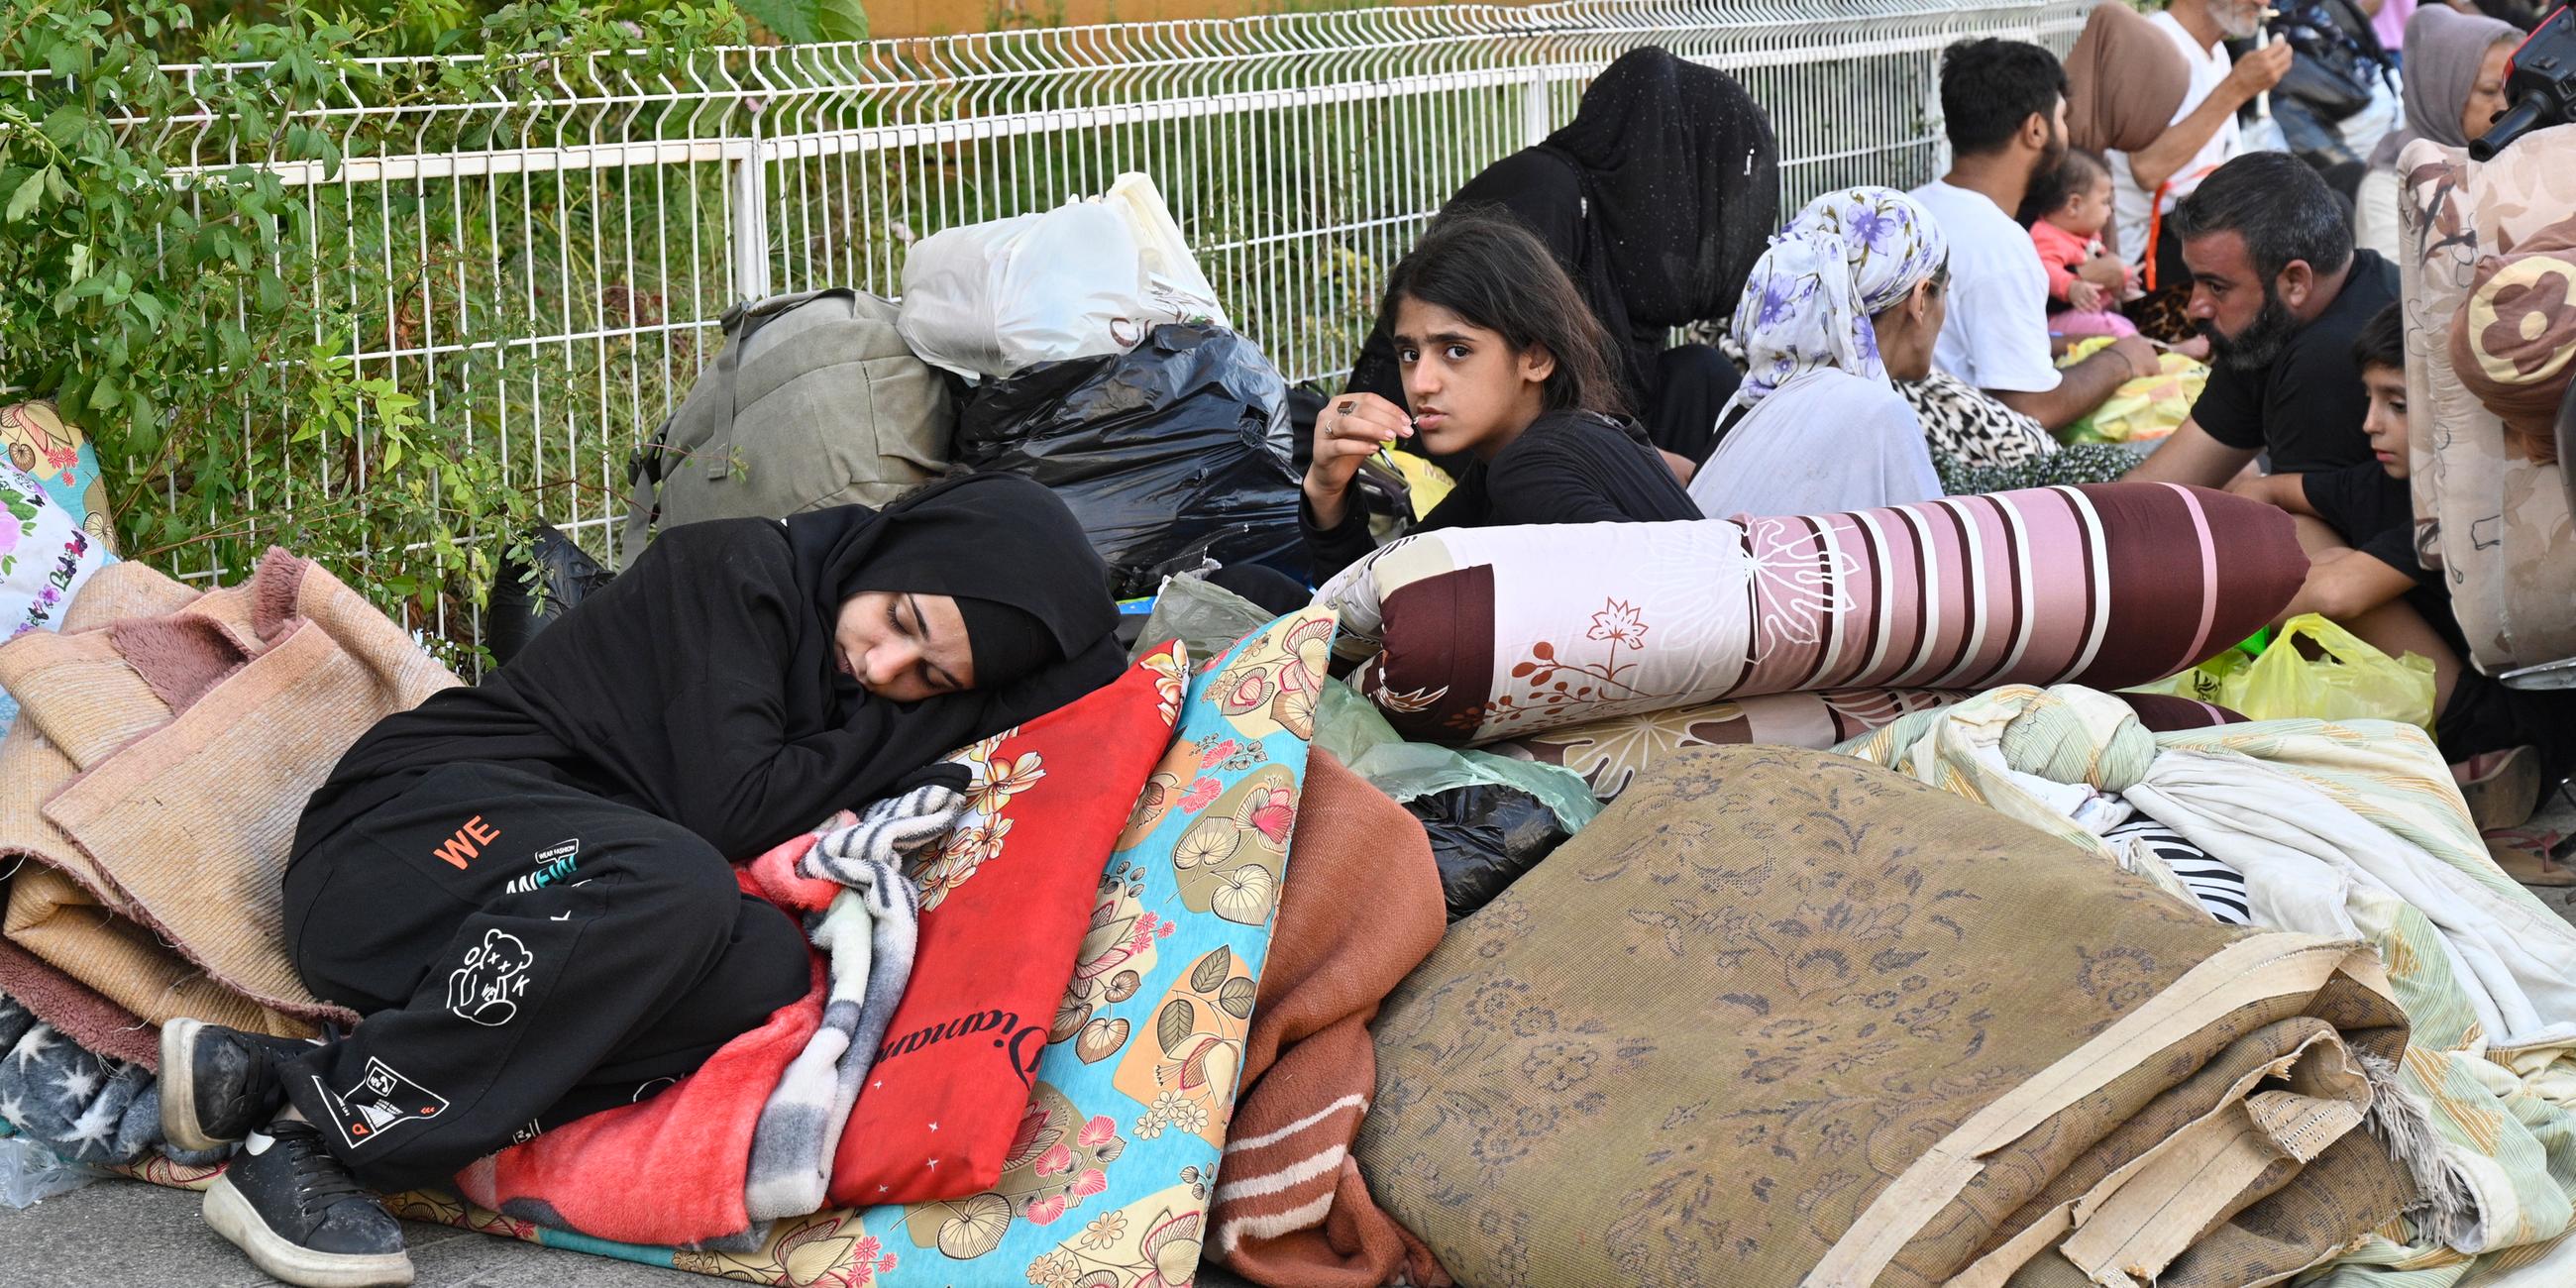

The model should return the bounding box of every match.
[2125,284,2197,346]
[1935,442,2148,494]
[1897,371,2056,468]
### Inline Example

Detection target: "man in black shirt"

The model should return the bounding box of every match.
[2126,152,2401,486]
[2233,303,2576,825]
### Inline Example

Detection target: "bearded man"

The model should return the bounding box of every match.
[2123,151,2401,486]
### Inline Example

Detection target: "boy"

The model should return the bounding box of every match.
[2232,302,2573,827]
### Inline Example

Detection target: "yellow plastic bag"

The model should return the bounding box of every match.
[2219,613,2437,732]
[2056,336,2209,445]
[2126,647,2251,705]
[1384,448,1455,518]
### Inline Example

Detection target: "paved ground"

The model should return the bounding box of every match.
[0,1178,700,1286]
[6,785,2572,1286]
[0,1175,1267,1287]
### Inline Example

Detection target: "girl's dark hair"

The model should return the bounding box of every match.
[2056,149,2110,202]
[1374,209,1632,418]
[2016,149,2110,227]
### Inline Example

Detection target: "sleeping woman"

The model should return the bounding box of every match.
[159,474,1122,1288]
[1301,211,1704,580]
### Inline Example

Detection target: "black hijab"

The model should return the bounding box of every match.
[785,473,1121,722]
[1539,48,1780,330]
[300,473,1125,861]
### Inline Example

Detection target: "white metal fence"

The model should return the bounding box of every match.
[125,0,2094,566]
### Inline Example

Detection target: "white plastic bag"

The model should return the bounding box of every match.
[1101,173,1229,332]
[896,173,1227,381]
[0,1133,105,1208]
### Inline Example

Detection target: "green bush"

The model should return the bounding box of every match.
[0,1,748,664]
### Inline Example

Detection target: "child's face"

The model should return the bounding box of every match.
[2360,363,2411,479]
[2053,172,2112,238]
[1393,296,1553,460]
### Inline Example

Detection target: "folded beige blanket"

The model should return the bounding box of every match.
[0,550,455,1050]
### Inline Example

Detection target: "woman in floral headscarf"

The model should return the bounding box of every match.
[1688,187,1951,519]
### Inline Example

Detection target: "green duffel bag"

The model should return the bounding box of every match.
[620,286,952,561]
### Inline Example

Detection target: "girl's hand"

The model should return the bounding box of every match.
[2067,279,2107,313]
[1303,392,1411,529]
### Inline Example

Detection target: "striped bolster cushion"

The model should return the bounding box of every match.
[1316,483,2303,746]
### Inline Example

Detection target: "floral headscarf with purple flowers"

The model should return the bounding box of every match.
[1727,186,1949,413]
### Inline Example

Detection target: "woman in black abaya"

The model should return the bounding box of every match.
[1343,46,1780,467]
[159,475,1122,1288]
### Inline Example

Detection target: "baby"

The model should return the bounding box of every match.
[2030,149,2140,341]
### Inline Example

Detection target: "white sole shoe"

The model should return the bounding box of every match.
[159,1016,222,1154]
[203,1175,416,1288]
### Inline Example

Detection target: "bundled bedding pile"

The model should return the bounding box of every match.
[2,432,2571,1288]
[1361,745,2432,1288]
[1836,687,2576,1285]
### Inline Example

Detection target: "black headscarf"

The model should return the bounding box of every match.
[785,473,1121,720]
[1359,49,1779,420]
[1540,48,1781,330]
[301,473,1126,861]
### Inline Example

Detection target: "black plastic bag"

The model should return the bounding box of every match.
[2261,0,2392,130]
[957,323,1306,598]
[485,524,616,667]
[1405,785,1572,921]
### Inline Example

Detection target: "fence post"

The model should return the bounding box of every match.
[729,131,773,304]
[1521,69,1552,148]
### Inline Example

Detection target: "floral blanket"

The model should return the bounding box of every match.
[1358,745,2426,1287]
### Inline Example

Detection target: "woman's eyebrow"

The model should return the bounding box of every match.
[907,593,965,691]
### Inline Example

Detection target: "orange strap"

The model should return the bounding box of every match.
[2143,160,2224,294]
[2144,177,2175,293]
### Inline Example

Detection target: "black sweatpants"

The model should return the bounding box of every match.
[278,761,810,1193]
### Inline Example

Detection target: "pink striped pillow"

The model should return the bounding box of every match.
[1315,483,2303,746]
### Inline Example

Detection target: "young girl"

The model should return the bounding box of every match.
[1303,212,1703,578]
[2030,149,2142,341]
[160,475,1122,1288]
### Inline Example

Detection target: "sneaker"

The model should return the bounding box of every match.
[161,1016,312,1152]
[202,1120,413,1288]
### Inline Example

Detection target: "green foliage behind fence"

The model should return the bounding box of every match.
[3,0,2081,663]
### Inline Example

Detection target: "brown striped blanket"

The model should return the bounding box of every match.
[1315,482,2303,746]
[1206,752,1449,1288]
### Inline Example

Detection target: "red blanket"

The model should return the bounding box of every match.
[451,867,824,1245]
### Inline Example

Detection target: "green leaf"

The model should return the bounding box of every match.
[8,169,49,223]
[815,0,870,42]
[734,0,819,43]
[41,107,91,148]
[87,375,120,412]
